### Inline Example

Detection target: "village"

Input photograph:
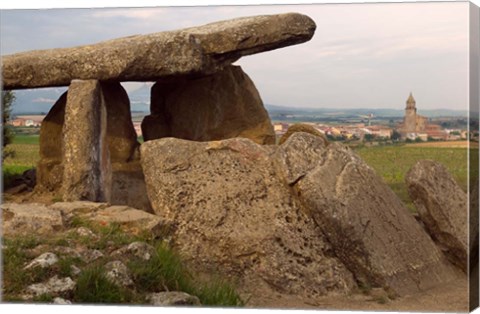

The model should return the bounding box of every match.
[9,93,471,144]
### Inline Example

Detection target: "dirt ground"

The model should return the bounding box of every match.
[246,275,471,312]
[405,140,478,148]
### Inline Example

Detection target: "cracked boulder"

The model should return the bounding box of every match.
[287,135,459,295]
[406,160,468,271]
[141,137,356,298]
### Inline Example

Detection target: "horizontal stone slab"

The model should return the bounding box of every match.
[2,13,316,89]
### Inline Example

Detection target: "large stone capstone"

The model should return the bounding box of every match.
[406,160,468,272]
[141,65,275,144]
[2,13,316,89]
[140,133,460,297]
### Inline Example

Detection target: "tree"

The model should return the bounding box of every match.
[391,130,402,141]
[2,90,15,160]
[364,134,374,142]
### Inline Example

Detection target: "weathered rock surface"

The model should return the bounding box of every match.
[470,178,479,267]
[24,252,59,270]
[1,203,64,236]
[110,162,153,213]
[141,137,357,297]
[3,13,316,89]
[290,138,459,295]
[406,160,468,272]
[62,79,111,202]
[2,201,164,239]
[147,292,201,306]
[102,81,140,163]
[34,85,149,210]
[104,261,134,287]
[52,297,72,305]
[142,65,275,145]
[279,123,329,145]
[112,242,155,261]
[25,276,76,298]
[36,92,67,192]
[141,134,460,297]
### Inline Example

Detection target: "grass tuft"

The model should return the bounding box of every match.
[194,279,245,307]
[129,242,191,293]
[74,265,132,304]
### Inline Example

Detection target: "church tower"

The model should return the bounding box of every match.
[403,92,417,133]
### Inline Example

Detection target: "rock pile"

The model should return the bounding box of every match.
[140,133,460,298]
[1,201,207,306]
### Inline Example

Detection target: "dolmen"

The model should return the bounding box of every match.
[2,13,316,209]
[2,13,465,302]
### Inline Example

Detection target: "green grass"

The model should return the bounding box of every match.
[128,243,244,306]
[12,134,40,145]
[74,265,133,304]
[193,279,245,307]
[129,242,192,293]
[3,135,40,182]
[355,145,472,211]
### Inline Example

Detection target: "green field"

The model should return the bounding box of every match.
[3,135,41,186]
[355,145,476,211]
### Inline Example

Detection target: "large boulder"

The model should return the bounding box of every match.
[289,138,459,295]
[61,79,111,202]
[140,133,459,298]
[3,13,316,89]
[142,65,275,145]
[141,137,356,298]
[406,160,468,272]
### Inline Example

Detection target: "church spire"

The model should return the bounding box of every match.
[406,92,416,109]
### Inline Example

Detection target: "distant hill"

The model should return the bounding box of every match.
[265,104,468,119]
[9,88,468,119]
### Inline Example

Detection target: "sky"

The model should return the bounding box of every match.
[0,1,471,110]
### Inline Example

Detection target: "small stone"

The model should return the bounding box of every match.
[76,226,97,238]
[24,252,58,270]
[53,297,72,305]
[147,292,201,306]
[70,265,82,276]
[26,276,75,297]
[104,261,134,287]
[112,241,155,261]
[82,249,104,263]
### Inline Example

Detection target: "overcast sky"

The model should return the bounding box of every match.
[0,2,471,110]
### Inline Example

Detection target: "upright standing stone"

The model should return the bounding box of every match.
[101,81,139,163]
[62,80,111,202]
[406,160,468,271]
[36,92,67,192]
[142,65,275,145]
